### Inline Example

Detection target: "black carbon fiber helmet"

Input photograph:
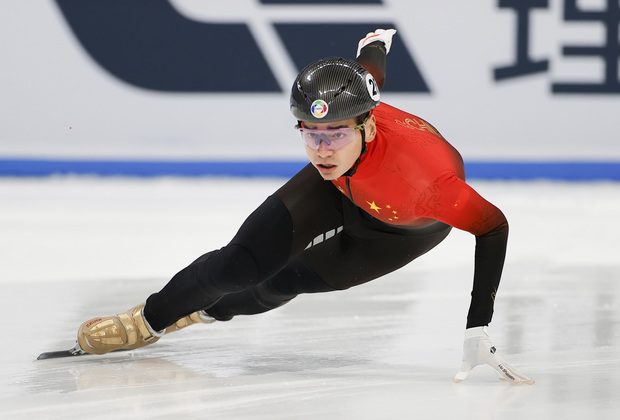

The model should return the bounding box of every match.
[290,57,380,123]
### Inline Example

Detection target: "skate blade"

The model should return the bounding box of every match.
[37,343,86,360]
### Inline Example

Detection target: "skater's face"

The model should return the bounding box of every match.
[302,114,376,180]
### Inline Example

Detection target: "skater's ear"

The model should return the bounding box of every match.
[364,113,377,143]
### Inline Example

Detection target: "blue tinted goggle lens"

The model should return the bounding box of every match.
[298,128,358,150]
[296,118,367,151]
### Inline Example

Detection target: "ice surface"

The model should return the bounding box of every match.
[1,177,619,419]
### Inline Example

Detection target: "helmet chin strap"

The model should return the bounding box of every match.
[342,129,367,177]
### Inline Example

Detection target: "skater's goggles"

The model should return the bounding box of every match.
[295,116,369,151]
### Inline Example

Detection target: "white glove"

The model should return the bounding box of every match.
[453,326,535,385]
[356,28,397,57]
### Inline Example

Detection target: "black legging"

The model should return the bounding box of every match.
[143,164,451,330]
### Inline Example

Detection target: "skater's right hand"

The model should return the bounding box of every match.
[453,326,534,385]
[356,28,397,57]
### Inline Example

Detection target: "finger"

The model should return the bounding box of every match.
[452,370,470,383]
[510,371,535,385]
[493,360,535,385]
[498,373,535,385]
[452,363,472,383]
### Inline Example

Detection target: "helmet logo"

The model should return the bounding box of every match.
[311,99,329,119]
[365,73,380,101]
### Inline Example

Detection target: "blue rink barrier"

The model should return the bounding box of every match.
[0,159,619,181]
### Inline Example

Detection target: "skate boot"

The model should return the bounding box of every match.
[77,303,163,355]
[165,310,215,334]
[78,304,215,355]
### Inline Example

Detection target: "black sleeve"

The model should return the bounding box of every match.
[355,41,387,91]
[466,220,509,328]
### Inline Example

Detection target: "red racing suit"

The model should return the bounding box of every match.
[332,102,509,327]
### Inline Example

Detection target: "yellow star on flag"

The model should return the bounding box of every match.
[367,201,382,213]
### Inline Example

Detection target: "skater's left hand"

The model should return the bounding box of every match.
[453,326,535,385]
[356,28,397,57]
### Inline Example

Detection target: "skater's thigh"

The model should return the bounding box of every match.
[301,206,452,290]
[274,164,345,254]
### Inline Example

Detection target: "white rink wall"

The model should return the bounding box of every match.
[1,0,619,174]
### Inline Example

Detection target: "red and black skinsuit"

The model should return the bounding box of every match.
[144,43,508,331]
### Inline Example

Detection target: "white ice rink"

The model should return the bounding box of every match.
[1,177,619,419]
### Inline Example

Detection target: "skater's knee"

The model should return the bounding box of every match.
[196,244,261,293]
[252,281,296,309]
